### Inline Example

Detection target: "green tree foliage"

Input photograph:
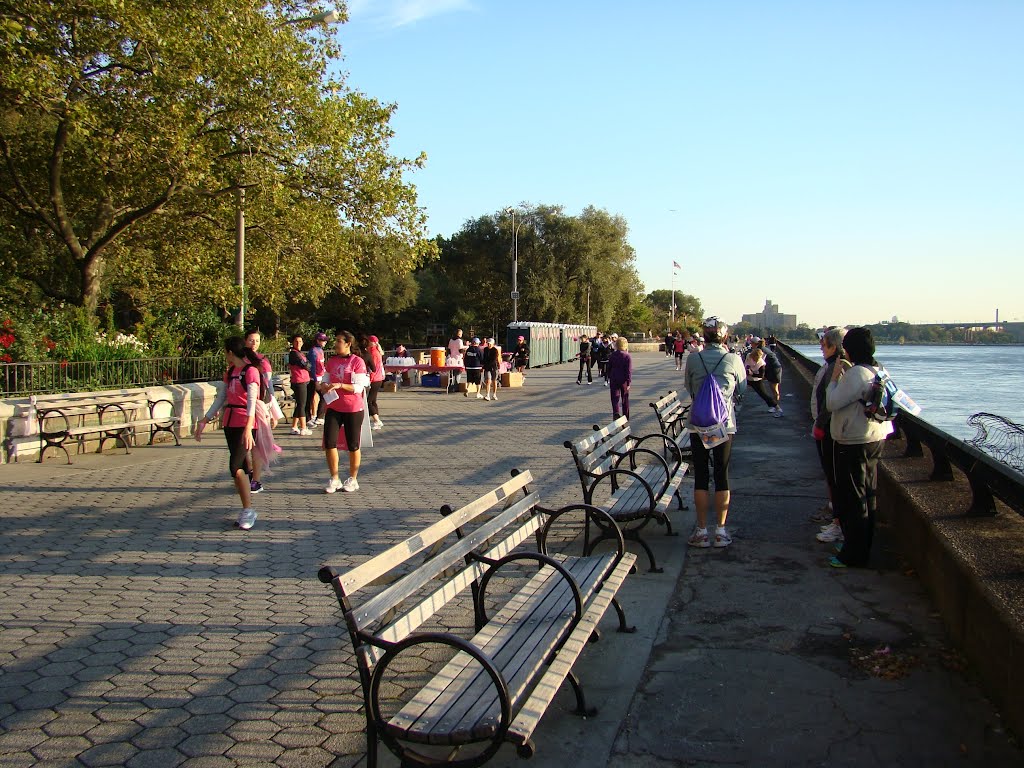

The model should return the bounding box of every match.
[0,1,433,316]
[646,289,703,331]
[427,205,647,335]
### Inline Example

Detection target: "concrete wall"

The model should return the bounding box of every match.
[1,382,224,464]
[781,346,1024,740]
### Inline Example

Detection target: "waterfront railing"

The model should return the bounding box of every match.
[782,342,1024,520]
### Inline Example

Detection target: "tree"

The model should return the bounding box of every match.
[646,290,703,329]
[0,1,432,315]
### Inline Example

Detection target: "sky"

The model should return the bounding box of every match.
[334,1,1023,328]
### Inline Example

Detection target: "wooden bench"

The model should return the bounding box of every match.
[317,469,636,768]
[649,390,690,443]
[564,416,689,573]
[30,389,180,464]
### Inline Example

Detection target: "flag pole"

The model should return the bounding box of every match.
[671,263,676,326]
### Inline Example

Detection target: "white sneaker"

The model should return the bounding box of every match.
[290,427,301,435]
[476,393,484,399]
[491,394,497,400]
[773,408,784,418]
[324,477,343,494]
[300,428,313,436]
[371,421,383,431]
[484,395,491,401]
[342,476,359,492]
[236,508,257,530]
[768,407,776,414]
[816,523,844,542]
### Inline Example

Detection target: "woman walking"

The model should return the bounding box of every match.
[576,334,593,385]
[365,334,385,430]
[288,334,312,435]
[825,327,893,567]
[607,336,633,419]
[195,336,279,530]
[319,331,370,493]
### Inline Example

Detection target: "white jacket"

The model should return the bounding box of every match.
[826,364,894,445]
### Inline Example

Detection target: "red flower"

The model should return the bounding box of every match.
[0,353,12,363]
[59,359,68,369]
[0,332,14,349]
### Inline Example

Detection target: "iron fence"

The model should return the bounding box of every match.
[1,352,288,397]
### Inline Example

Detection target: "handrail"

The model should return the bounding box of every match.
[778,341,1024,519]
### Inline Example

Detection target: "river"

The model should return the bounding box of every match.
[790,344,1024,442]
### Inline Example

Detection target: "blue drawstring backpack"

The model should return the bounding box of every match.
[691,354,730,448]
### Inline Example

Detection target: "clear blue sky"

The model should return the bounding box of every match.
[336,1,1023,328]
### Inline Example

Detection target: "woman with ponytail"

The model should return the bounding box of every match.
[195,336,281,530]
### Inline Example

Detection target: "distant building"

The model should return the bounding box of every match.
[741,299,797,331]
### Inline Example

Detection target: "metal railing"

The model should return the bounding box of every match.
[1,352,288,397]
[780,342,1024,520]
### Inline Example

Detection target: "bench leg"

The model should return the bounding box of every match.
[612,597,637,634]
[674,488,688,513]
[567,671,598,717]
[150,425,181,446]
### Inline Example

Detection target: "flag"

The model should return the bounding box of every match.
[672,261,681,271]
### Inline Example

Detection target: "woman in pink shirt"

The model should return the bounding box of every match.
[364,334,385,431]
[318,331,369,493]
[195,337,267,530]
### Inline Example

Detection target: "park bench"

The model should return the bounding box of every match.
[29,389,180,464]
[564,416,689,573]
[317,469,636,768]
[649,390,690,443]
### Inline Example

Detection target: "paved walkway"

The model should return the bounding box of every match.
[1,353,1020,767]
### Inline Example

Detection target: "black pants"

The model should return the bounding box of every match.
[291,379,308,421]
[748,379,777,407]
[223,426,254,479]
[577,356,592,383]
[688,433,733,492]
[305,381,318,420]
[832,440,883,566]
[367,381,382,418]
[815,431,836,494]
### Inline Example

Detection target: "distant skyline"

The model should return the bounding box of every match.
[337,1,1022,328]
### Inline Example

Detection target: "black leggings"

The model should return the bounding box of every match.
[223,426,255,479]
[305,381,318,420]
[749,379,777,407]
[291,380,308,421]
[577,357,592,382]
[367,381,382,418]
[324,409,363,451]
[688,433,733,491]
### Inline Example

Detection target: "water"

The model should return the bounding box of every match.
[790,345,1024,442]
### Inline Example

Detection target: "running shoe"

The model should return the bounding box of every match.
[773,408,784,418]
[342,476,360,492]
[324,477,343,494]
[768,407,776,414]
[476,393,485,399]
[687,528,711,548]
[300,428,313,435]
[828,555,847,569]
[492,394,497,400]
[816,523,844,543]
[713,528,733,548]
[291,427,301,435]
[250,480,264,494]
[371,421,383,431]
[484,395,491,401]
[236,508,257,531]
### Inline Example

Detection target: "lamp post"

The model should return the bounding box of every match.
[234,8,341,328]
[505,207,528,323]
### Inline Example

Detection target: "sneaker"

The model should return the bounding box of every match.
[828,555,847,569]
[767,407,776,414]
[713,528,733,548]
[576,381,582,385]
[773,408,784,418]
[687,528,711,548]
[484,395,491,401]
[491,394,497,400]
[476,393,484,399]
[464,391,469,397]
[324,477,343,494]
[342,476,359,492]
[587,381,592,385]
[291,427,301,435]
[371,421,383,431]
[250,480,264,494]
[816,523,844,543]
[300,428,313,436]
[236,508,257,530]
[604,381,609,387]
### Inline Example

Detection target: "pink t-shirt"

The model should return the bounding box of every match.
[369,346,384,383]
[223,365,260,428]
[324,354,368,413]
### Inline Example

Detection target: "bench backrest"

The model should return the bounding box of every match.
[564,416,634,480]
[318,470,545,670]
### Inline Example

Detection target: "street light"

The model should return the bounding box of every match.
[504,206,529,323]
[234,8,342,328]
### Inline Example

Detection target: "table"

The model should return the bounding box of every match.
[384,365,466,393]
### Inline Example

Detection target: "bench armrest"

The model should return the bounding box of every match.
[367,631,512,760]
[584,468,657,512]
[612,447,671,499]
[539,502,628,569]
[477,552,583,634]
[631,432,684,471]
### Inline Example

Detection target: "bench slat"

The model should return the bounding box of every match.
[508,552,636,744]
[353,490,542,630]
[340,471,535,596]
[385,555,609,745]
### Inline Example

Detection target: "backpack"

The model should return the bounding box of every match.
[690,354,731,448]
[227,364,269,404]
[861,366,899,422]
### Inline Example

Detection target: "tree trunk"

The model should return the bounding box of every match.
[80,249,106,314]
